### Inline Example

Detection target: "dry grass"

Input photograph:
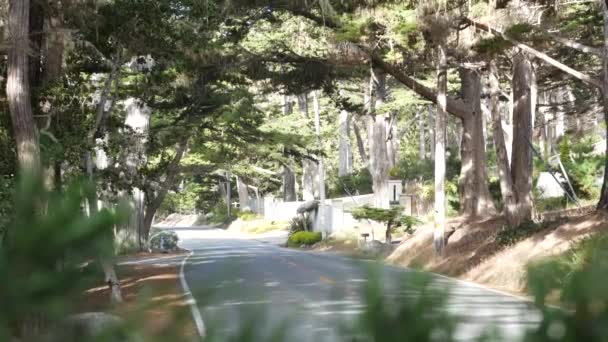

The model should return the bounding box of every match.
[387,212,608,294]
[228,218,288,234]
[78,253,196,341]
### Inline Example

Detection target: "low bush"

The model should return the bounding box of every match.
[208,202,233,223]
[327,168,373,198]
[148,229,179,251]
[236,210,259,221]
[527,232,608,321]
[288,215,311,236]
[495,220,551,247]
[288,231,322,247]
[535,196,568,213]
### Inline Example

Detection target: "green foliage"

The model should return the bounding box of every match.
[399,215,423,234]
[208,202,233,224]
[158,182,205,217]
[287,231,322,247]
[395,149,461,182]
[328,168,373,198]
[352,205,402,223]
[148,229,179,251]
[288,215,311,236]
[559,135,604,199]
[352,205,421,237]
[345,271,457,342]
[469,2,488,18]
[535,196,568,212]
[526,232,608,340]
[0,175,15,245]
[472,36,510,56]
[0,176,128,340]
[236,210,260,221]
[495,220,551,247]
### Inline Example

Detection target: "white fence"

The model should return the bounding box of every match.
[257,194,374,234]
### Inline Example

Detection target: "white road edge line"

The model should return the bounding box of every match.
[180,249,206,339]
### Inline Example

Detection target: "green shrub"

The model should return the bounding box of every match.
[495,220,551,247]
[0,175,15,245]
[148,229,179,251]
[558,135,604,199]
[352,205,421,242]
[208,202,233,223]
[527,232,608,339]
[288,215,310,236]
[236,210,259,221]
[328,168,373,198]
[288,231,322,247]
[535,196,568,212]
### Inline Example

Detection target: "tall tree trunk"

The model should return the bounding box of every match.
[142,135,189,242]
[85,56,122,302]
[297,93,309,118]
[489,60,520,226]
[28,0,43,89]
[375,71,398,169]
[85,152,122,303]
[366,71,390,209]
[283,94,294,115]
[352,119,368,165]
[300,91,319,200]
[42,0,64,86]
[283,166,297,201]
[458,68,496,218]
[121,99,151,250]
[510,52,535,224]
[7,0,41,175]
[434,43,448,255]
[236,176,251,211]
[597,0,608,210]
[302,159,318,200]
[338,109,353,176]
[313,90,327,233]
[419,108,426,159]
[368,114,391,208]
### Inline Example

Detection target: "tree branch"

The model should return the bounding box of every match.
[464,17,602,89]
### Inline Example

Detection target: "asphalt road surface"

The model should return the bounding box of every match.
[168,227,541,341]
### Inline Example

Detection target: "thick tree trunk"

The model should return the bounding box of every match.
[510,52,535,224]
[375,71,398,169]
[236,176,251,211]
[7,0,41,175]
[458,68,496,218]
[489,60,520,226]
[313,90,326,233]
[283,166,297,201]
[85,152,122,303]
[42,0,64,86]
[368,114,391,208]
[302,159,318,200]
[338,109,353,176]
[121,99,151,250]
[434,44,448,255]
[364,71,390,209]
[297,93,309,118]
[597,0,608,210]
[283,95,294,115]
[352,119,368,165]
[28,0,43,88]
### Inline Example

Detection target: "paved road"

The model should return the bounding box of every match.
[170,227,541,341]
